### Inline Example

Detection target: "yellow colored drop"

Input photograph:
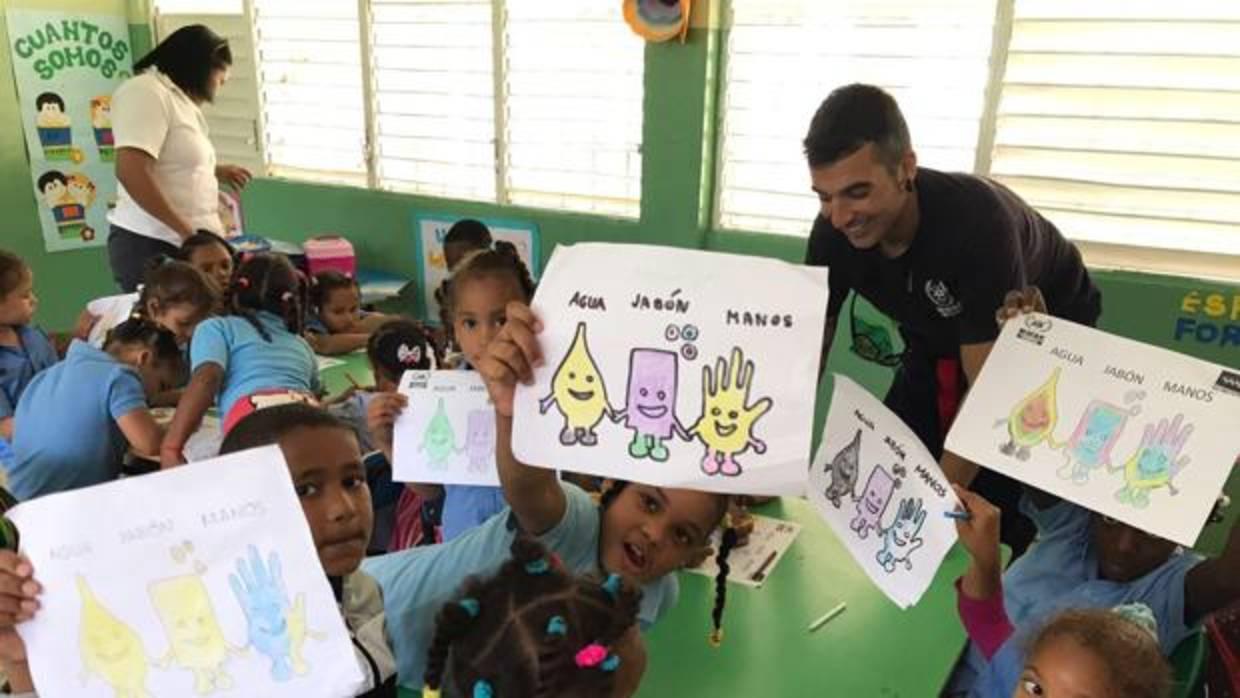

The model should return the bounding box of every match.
[541,322,613,445]
[77,576,151,698]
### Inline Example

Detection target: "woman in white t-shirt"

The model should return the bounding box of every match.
[107,24,252,292]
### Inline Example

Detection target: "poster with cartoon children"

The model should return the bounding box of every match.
[511,242,829,495]
[946,313,1240,547]
[6,9,132,252]
[7,446,364,697]
[392,370,500,486]
[808,375,961,609]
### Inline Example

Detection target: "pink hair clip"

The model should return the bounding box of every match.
[574,644,608,669]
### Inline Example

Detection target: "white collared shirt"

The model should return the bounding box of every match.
[108,69,222,245]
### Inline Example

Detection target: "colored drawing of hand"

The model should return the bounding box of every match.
[698,348,773,451]
[1132,414,1193,481]
[229,546,293,680]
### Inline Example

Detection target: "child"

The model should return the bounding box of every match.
[0,251,57,442]
[442,218,492,272]
[177,231,235,299]
[219,403,396,696]
[429,242,536,540]
[8,318,183,500]
[947,288,1240,696]
[363,301,738,690]
[0,403,398,697]
[1015,609,1171,698]
[421,537,645,698]
[161,253,321,466]
[326,320,439,552]
[306,271,395,356]
[80,257,216,348]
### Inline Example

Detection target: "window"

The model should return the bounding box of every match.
[369,0,643,217]
[988,0,1240,256]
[251,0,368,185]
[716,0,1001,235]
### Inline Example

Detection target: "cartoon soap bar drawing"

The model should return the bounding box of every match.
[618,348,688,462]
[77,577,151,698]
[688,347,773,477]
[149,574,241,694]
[464,408,495,473]
[850,465,896,539]
[541,322,615,446]
[1057,399,1138,484]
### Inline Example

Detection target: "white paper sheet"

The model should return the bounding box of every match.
[808,376,961,609]
[9,447,364,697]
[315,356,346,372]
[512,243,828,495]
[393,370,499,486]
[686,513,802,588]
[945,313,1240,546]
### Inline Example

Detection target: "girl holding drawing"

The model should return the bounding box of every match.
[363,301,740,691]
[421,242,536,541]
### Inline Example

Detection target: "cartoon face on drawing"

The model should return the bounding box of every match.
[999,368,1060,461]
[876,497,926,573]
[420,398,460,467]
[149,574,237,693]
[622,349,689,462]
[1115,414,1193,509]
[849,465,896,539]
[823,430,862,508]
[465,408,495,469]
[541,322,613,446]
[1057,400,1131,484]
[77,576,150,698]
[688,347,773,478]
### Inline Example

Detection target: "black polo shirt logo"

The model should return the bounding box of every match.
[924,279,962,318]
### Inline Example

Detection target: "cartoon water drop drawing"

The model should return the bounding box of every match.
[687,347,773,477]
[77,576,151,698]
[464,408,495,473]
[997,368,1061,461]
[540,322,615,446]
[850,465,896,540]
[1056,399,1138,484]
[419,397,461,468]
[1112,414,1193,509]
[823,430,862,508]
[149,574,242,694]
[876,497,926,573]
[229,546,308,681]
[616,349,689,462]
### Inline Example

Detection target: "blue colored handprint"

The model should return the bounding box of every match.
[1112,414,1193,509]
[875,497,926,573]
[229,546,303,681]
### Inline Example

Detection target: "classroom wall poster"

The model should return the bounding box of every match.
[512,242,828,495]
[945,313,1240,547]
[412,213,541,325]
[6,9,132,252]
[392,370,500,486]
[8,447,364,697]
[808,375,960,609]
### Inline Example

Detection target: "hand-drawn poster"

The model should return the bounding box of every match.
[686,514,802,588]
[809,375,960,609]
[6,9,132,252]
[393,370,499,486]
[412,213,541,325]
[512,242,829,495]
[945,313,1240,547]
[8,447,364,697]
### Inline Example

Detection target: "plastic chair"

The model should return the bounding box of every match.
[1170,629,1208,698]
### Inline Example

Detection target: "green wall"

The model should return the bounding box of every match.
[3,3,1237,546]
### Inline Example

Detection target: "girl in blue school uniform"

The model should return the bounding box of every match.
[161,252,321,466]
[418,242,536,542]
[363,301,741,691]
[0,250,57,444]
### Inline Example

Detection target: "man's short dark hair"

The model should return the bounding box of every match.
[803,84,911,171]
[133,24,232,102]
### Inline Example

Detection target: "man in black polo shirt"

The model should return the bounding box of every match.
[804,84,1101,554]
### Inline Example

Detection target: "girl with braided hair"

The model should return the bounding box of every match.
[161,253,321,466]
[365,302,739,692]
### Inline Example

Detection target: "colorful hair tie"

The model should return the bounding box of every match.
[600,654,621,673]
[524,557,551,575]
[472,680,493,698]
[458,598,480,618]
[601,573,622,599]
[397,343,422,366]
[546,615,567,637]
[575,643,608,668]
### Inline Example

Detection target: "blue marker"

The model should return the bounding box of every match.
[943,510,971,521]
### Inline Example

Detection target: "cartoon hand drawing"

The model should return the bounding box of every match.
[150,574,242,694]
[1056,400,1137,484]
[464,408,495,473]
[876,497,926,573]
[1112,414,1193,509]
[616,349,689,462]
[77,577,151,698]
[687,347,773,477]
[997,368,1061,461]
[823,430,862,508]
[850,465,896,540]
[230,545,307,681]
[420,397,461,469]
[540,322,615,446]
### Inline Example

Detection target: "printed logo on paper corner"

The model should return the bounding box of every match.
[1216,370,1240,398]
[1016,314,1051,347]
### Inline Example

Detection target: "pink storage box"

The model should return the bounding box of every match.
[304,235,356,278]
